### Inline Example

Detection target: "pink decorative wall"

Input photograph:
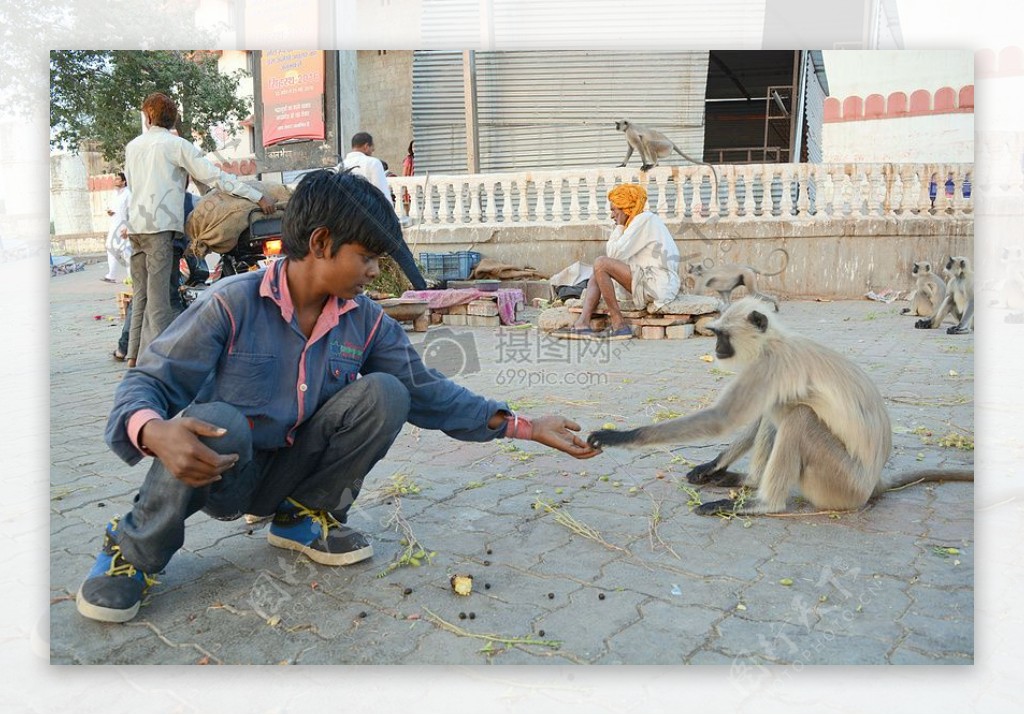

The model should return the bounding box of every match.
[825,85,974,123]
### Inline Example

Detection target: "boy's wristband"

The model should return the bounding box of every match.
[504,411,534,440]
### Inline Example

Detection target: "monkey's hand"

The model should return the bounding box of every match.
[693,498,736,516]
[586,428,636,449]
[913,319,934,329]
[640,164,654,172]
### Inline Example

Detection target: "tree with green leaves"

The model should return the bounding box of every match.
[50,50,250,165]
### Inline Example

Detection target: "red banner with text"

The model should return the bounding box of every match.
[260,50,326,147]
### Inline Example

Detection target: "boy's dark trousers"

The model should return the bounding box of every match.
[112,373,410,574]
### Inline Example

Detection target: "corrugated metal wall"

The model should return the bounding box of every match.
[413,50,711,174]
[802,53,826,163]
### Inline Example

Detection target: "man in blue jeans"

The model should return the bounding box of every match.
[77,169,600,623]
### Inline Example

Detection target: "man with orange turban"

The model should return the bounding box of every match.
[554,183,680,340]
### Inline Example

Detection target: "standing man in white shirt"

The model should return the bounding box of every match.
[340,132,390,197]
[101,171,131,283]
[124,92,276,367]
[338,132,427,289]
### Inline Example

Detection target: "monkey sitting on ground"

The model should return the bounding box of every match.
[687,248,789,311]
[900,261,946,317]
[914,256,974,334]
[587,297,973,516]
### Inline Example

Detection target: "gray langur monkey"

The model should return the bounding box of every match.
[900,261,946,317]
[687,248,789,311]
[915,256,974,334]
[614,120,720,188]
[587,297,973,516]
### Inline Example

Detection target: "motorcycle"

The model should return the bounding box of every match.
[182,203,286,307]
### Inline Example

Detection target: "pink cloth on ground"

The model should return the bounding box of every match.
[401,288,525,325]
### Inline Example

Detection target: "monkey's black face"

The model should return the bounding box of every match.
[712,329,735,360]
[912,263,921,275]
[615,120,628,132]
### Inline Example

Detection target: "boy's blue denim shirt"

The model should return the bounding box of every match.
[106,258,508,465]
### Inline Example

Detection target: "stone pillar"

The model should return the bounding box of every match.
[336,50,360,152]
[49,154,93,235]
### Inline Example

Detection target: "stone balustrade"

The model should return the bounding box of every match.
[390,162,975,299]
[388,163,973,227]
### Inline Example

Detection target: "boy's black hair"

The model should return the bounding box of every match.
[281,169,401,260]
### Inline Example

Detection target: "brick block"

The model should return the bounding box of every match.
[665,324,695,340]
[640,326,665,340]
[467,299,499,317]
[449,304,468,315]
[636,316,691,327]
[443,314,467,326]
[695,315,719,336]
[467,314,500,327]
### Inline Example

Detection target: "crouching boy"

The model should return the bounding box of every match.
[77,169,599,623]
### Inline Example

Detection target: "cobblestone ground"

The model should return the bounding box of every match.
[50,262,973,666]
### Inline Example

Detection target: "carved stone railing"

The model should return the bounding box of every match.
[388,163,973,227]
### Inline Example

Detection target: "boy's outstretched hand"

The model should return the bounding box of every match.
[530,416,602,459]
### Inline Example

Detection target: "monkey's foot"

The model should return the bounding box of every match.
[686,460,722,485]
[900,307,911,315]
[686,462,745,487]
[946,325,972,334]
[913,319,934,329]
[694,499,736,516]
[640,164,654,172]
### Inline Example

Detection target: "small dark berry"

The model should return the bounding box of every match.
[598,593,606,600]
[97,502,106,508]
[358,611,368,618]
[538,629,545,637]
[486,549,492,555]
[469,612,476,619]
[403,587,412,595]
[484,583,491,590]
[459,612,467,620]
[483,560,491,566]
[547,592,554,599]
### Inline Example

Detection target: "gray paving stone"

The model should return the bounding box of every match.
[599,601,725,664]
[49,264,974,665]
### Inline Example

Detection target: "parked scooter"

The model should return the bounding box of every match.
[182,203,286,307]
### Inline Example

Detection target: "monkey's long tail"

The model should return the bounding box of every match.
[755,248,790,277]
[882,469,974,493]
[671,144,719,199]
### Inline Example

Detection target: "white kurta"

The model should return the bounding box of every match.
[604,210,681,311]
[105,187,132,270]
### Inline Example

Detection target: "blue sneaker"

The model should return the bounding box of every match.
[267,498,373,566]
[587,325,634,341]
[76,517,158,623]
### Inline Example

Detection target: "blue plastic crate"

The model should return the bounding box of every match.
[418,251,482,281]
